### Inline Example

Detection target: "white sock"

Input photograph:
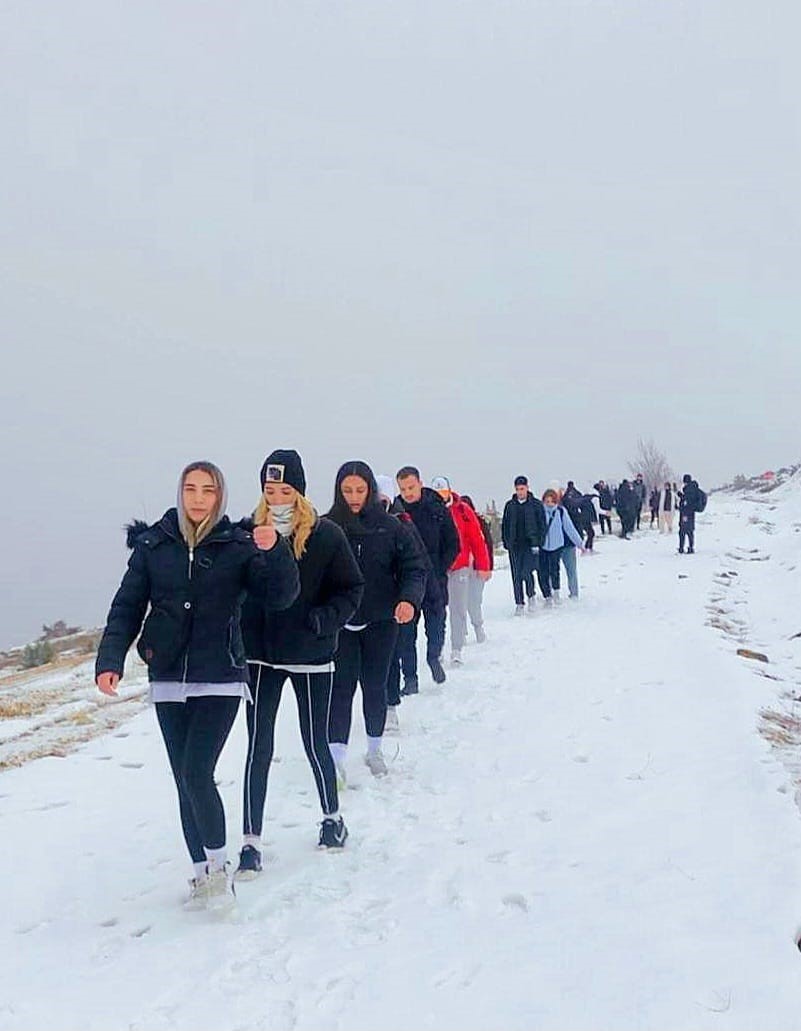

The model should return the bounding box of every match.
[324,810,340,822]
[367,735,383,755]
[193,861,208,880]
[329,742,347,767]
[204,846,227,873]
[243,834,261,850]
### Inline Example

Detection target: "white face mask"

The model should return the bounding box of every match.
[269,503,295,535]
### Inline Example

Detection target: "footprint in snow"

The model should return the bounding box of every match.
[486,851,511,864]
[502,893,529,912]
[130,925,151,938]
[99,917,119,928]
[120,762,143,769]
[535,810,552,822]
[573,754,590,764]
[36,801,70,811]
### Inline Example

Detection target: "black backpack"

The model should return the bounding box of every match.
[695,487,708,513]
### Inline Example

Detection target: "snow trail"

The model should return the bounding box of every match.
[1,504,800,1030]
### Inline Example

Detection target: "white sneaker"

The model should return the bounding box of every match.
[513,605,525,617]
[206,864,236,911]
[365,750,388,777]
[385,706,400,735]
[544,596,554,608]
[183,874,209,911]
[451,651,464,666]
[527,597,536,611]
[553,590,562,606]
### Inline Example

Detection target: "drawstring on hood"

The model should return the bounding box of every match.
[177,460,228,547]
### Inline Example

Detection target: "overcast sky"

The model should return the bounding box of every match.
[1,1,799,648]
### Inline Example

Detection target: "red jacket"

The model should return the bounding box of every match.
[447,493,491,572]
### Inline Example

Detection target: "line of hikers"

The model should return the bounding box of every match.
[94,452,706,910]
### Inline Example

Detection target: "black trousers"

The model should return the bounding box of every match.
[387,618,418,705]
[330,621,399,743]
[537,548,562,596]
[509,546,537,605]
[599,513,612,534]
[679,517,696,553]
[156,696,241,864]
[584,523,595,550]
[620,513,636,538]
[242,664,338,837]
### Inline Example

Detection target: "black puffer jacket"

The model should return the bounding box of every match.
[329,506,427,623]
[395,487,460,578]
[239,516,364,666]
[95,509,300,682]
[501,494,547,550]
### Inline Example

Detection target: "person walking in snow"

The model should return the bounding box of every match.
[678,473,704,554]
[615,479,638,539]
[594,481,614,535]
[95,461,300,909]
[461,494,494,641]
[501,475,546,615]
[375,475,430,735]
[632,473,646,531]
[657,481,677,534]
[394,465,460,687]
[432,476,492,665]
[649,487,660,528]
[235,450,364,876]
[537,488,586,604]
[327,462,427,779]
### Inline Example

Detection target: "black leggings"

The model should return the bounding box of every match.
[242,664,338,836]
[156,696,241,864]
[329,622,399,743]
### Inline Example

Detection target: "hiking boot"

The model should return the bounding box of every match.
[318,815,348,849]
[400,675,419,696]
[428,657,446,684]
[234,844,262,882]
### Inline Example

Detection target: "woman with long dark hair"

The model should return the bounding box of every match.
[327,461,427,779]
[95,461,299,909]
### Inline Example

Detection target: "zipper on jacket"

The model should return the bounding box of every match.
[182,547,195,684]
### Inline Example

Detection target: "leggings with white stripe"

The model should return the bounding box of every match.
[242,664,338,837]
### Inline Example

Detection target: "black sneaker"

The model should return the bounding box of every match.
[318,815,348,850]
[234,844,262,881]
[428,658,446,684]
[400,675,419,696]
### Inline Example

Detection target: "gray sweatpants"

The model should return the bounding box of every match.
[448,568,471,653]
[467,571,486,631]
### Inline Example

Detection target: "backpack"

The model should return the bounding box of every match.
[695,487,707,513]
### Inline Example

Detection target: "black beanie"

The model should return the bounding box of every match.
[259,449,306,495]
[514,475,528,487]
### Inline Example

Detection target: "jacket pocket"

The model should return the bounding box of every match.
[227,619,246,670]
[137,606,188,670]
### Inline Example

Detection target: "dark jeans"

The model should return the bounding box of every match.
[537,547,562,597]
[620,513,636,538]
[509,546,537,605]
[242,664,338,837]
[599,513,612,534]
[584,523,595,550]
[330,621,399,743]
[679,516,696,553]
[156,695,241,863]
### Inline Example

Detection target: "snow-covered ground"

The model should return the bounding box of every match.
[2,486,801,1031]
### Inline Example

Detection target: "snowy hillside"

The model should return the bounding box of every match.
[2,485,801,1031]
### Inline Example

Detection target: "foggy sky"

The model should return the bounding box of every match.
[2,1,799,649]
